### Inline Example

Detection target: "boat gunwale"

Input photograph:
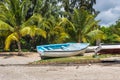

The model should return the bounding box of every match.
[44,47,88,52]
[37,43,89,53]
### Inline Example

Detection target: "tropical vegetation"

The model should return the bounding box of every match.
[0,0,119,55]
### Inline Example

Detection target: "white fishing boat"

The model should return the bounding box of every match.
[36,43,89,59]
[86,43,120,54]
[98,44,120,54]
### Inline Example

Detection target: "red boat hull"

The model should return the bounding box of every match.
[99,49,120,54]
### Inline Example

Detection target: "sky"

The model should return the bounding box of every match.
[94,0,120,26]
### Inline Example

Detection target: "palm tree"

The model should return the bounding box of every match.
[100,21,120,43]
[107,19,120,43]
[43,16,70,44]
[70,9,105,43]
[111,19,120,36]
[33,0,61,18]
[0,0,46,55]
[21,25,46,50]
[59,0,97,18]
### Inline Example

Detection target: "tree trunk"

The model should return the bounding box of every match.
[78,32,82,43]
[16,30,23,56]
[78,37,81,43]
[31,37,35,51]
[17,41,23,56]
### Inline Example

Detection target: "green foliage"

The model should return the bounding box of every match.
[0,0,106,51]
[0,0,46,53]
[33,0,61,18]
[69,9,104,43]
[111,19,120,36]
[21,25,46,38]
[87,30,105,42]
[100,26,120,43]
[43,16,70,44]
[59,0,97,18]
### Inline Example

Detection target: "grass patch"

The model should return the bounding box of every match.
[30,54,120,65]
[98,54,120,58]
[31,55,101,65]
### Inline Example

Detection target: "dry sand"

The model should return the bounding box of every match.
[0,52,40,65]
[0,65,120,80]
[0,52,120,80]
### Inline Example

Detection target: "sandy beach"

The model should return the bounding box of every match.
[0,52,40,65]
[0,64,120,80]
[0,52,120,80]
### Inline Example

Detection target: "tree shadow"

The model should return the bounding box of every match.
[0,52,29,59]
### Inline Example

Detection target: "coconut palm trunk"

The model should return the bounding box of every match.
[78,35,81,43]
[31,37,35,51]
[77,31,82,43]
[17,41,23,55]
[16,29,23,55]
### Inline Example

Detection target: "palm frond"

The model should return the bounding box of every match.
[56,32,69,43]
[110,34,120,42]
[87,30,106,41]
[23,14,43,27]
[58,18,75,31]
[21,26,46,38]
[0,20,14,32]
[4,32,18,50]
[36,28,46,38]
